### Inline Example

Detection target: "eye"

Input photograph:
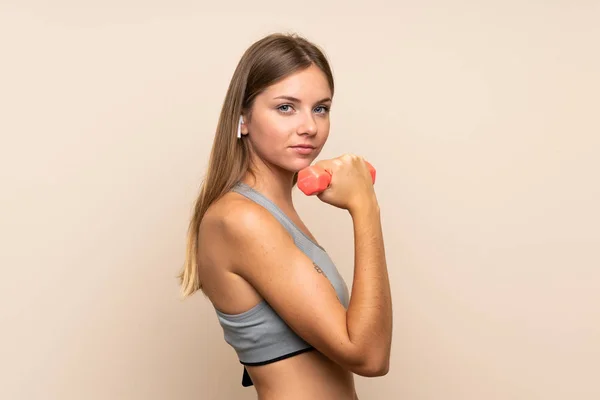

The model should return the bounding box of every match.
[314,105,330,114]
[277,104,294,114]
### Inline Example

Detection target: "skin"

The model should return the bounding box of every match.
[197,65,392,400]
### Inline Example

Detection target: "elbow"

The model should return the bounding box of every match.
[375,360,390,376]
[363,360,390,377]
[340,339,392,377]
[352,354,390,377]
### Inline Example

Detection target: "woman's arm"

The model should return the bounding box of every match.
[217,195,392,377]
[347,195,392,375]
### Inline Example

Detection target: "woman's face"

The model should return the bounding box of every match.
[242,64,332,173]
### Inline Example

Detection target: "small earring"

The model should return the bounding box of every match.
[237,116,243,139]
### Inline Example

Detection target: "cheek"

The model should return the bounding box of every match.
[318,119,331,140]
[249,116,289,155]
[259,116,292,141]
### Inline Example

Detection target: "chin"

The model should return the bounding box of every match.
[273,149,321,173]
[288,157,316,172]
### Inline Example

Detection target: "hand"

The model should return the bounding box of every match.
[313,154,377,212]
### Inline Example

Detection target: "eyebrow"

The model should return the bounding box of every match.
[273,95,332,104]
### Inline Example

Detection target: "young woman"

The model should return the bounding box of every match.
[180,33,393,400]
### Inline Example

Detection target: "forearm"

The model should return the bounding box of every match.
[346,195,393,371]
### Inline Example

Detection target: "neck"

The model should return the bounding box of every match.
[241,158,296,209]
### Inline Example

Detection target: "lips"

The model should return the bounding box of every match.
[290,144,316,155]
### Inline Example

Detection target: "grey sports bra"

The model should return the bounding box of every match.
[214,181,350,387]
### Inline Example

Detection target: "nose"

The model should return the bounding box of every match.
[296,112,317,136]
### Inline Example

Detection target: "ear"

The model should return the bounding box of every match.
[240,115,249,135]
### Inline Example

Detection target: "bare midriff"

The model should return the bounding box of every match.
[247,350,359,400]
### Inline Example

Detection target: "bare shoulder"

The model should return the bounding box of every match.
[206,191,310,274]
[196,191,276,308]
[197,190,289,282]
[200,191,281,246]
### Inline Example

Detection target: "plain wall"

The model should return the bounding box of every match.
[1,1,599,399]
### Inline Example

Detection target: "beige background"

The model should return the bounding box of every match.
[1,1,599,399]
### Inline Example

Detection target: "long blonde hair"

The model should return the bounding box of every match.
[179,33,335,297]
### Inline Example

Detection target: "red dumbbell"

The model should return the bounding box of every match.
[297,161,376,196]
